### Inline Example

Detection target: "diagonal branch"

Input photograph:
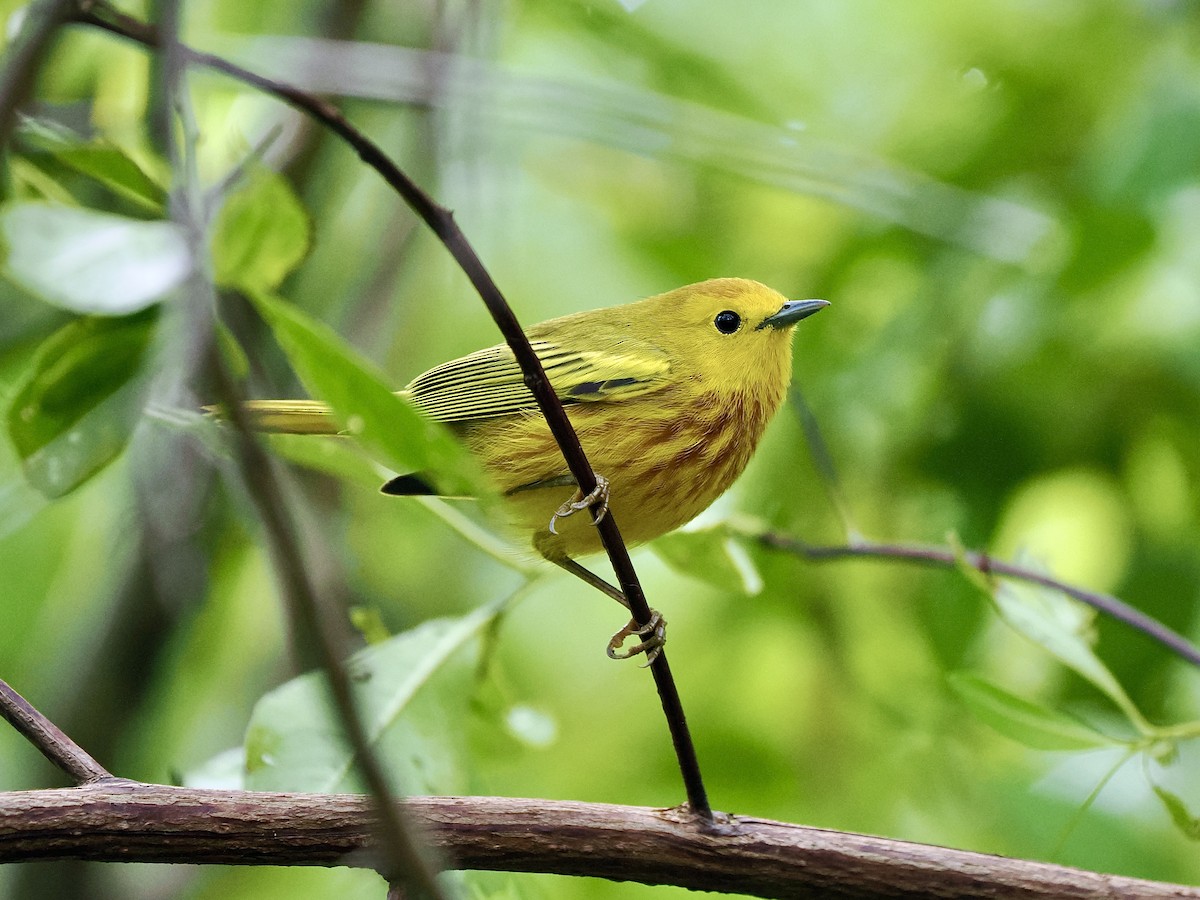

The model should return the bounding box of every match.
[1,784,1197,899]
[208,364,449,898]
[153,8,449,894]
[67,0,709,818]
[753,531,1200,669]
[0,679,110,785]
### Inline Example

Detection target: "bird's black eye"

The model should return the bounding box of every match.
[714,310,741,334]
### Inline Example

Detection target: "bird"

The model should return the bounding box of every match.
[238,277,828,659]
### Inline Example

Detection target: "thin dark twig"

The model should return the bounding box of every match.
[788,388,859,541]
[755,532,1200,669]
[150,9,449,892]
[68,1,711,819]
[0,679,111,785]
[210,358,450,898]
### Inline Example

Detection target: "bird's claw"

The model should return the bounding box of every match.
[607,610,667,666]
[548,475,610,535]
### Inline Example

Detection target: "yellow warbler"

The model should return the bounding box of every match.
[242,278,826,648]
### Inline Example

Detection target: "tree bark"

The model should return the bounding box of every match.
[1,781,1194,899]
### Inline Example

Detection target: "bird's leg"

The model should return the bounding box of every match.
[506,473,609,534]
[551,556,628,607]
[606,610,667,666]
[549,555,667,665]
[548,474,610,534]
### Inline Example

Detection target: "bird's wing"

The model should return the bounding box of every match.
[404,339,671,423]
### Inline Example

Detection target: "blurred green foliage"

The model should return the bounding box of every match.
[2,1,1200,898]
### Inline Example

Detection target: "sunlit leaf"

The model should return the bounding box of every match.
[504,704,558,748]
[0,343,54,535]
[990,576,1151,734]
[211,166,310,292]
[947,671,1116,751]
[6,311,157,497]
[244,598,504,794]
[248,291,487,497]
[0,475,49,541]
[653,522,763,594]
[952,542,1152,736]
[0,203,190,314]
[183,747,246,791]
[459,875,535,900]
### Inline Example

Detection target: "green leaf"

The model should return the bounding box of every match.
[244,600,504,794]
[16,119,167,212]
[211,166,311,292]
[953,543,1151,736]
[460,876,534,900]
[8,156,77,205]
[990,575,1151,734]
[215,320,251,381]
[0,476,49,541]
[0,202,191,314]
[6,311,157,497]
[349,606,393,645]
[0,424,51,536]
[503,704,558,748]
[183,747,246,791]
[1152,784,1200,841]
[265,433,387,489]
[947,671,1116,751]
[653,522,762,594]
[247,291,487,497]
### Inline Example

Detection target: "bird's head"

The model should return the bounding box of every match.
[646,277,827,396]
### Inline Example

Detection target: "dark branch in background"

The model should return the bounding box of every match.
[2,785,1198,900]
[755,532,1200,670]
[68,0,710,819]
[208,363,448,899]
[174,144,451,900]
[152,5,448,893]
[0,680,110,785]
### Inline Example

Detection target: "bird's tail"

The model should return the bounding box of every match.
[223,399,340,435]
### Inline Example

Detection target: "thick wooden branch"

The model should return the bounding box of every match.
[0,783,1194,899]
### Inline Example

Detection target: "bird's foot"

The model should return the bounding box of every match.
[548,474,610,535]
[607,610,667,666]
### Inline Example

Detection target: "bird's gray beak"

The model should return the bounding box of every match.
[756,298,830,330]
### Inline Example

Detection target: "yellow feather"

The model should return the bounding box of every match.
[238,399,340,434]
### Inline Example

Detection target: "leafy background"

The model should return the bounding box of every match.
[2,0,1200,897]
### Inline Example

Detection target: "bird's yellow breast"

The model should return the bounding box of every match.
[462,380,786,559]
